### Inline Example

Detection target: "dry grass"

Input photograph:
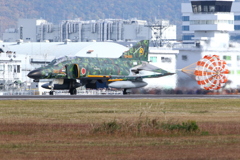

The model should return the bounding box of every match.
[0,99,240,159]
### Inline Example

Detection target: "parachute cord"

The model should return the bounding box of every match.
[181,62,197,74]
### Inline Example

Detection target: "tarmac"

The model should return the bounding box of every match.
[1,94,240,100]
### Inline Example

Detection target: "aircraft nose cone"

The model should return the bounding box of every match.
[27,69,42,79]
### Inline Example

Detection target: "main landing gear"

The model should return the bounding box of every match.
[48,88,76,95]
[69,88,77,95]
[123,89,131,95]
[49,88,77,95]
[49,91,55,95]
[46,79,80,95]
[49,81,55,95]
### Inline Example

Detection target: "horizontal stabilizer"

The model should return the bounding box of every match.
[131,62,170,74]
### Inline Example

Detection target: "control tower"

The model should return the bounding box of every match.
[176,0,240,90]
[189,0,234,48]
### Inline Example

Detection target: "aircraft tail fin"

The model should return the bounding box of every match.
[120,40,149,61]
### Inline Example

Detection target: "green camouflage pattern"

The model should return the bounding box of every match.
[30,40,173,81]
[120,40,149,61]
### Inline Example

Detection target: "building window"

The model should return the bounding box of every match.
[203,5,208,12]
[150,56,157,63]
[13,65,17,73]
[234,25,240,30]
[8,65,12,72]
[182,16,189,21]
[0,65,4,71]
[182,55,188,61]
[237,55,240,61]
[182,35,194,41]
[191,1,232,13]
[161,57,172,63]
[234,15,240,21]
[223,55,231,60]
[209,6,215,12]
[192,5,198,13]
[198,5,202,12]
[228,20,234,24]
[182,26,189,31]
[17,65,20,73]
[191,20,233,25]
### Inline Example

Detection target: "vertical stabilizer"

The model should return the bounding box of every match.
[120,40,149,61]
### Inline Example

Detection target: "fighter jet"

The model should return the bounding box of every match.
[28,40,174,95]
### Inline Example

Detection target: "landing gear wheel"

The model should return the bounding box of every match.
[49,91,54,95]
[69,88,77,95]
[123,89,127,95]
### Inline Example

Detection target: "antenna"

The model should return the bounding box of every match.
[145,19,169,47]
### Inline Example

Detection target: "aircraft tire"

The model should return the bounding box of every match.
[69,88,77,95]
[49,91,54,95]
[123,89,127,95]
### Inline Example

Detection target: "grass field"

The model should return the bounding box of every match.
[0,99,240,159]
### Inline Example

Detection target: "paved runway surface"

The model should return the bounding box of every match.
[1,94,240,100]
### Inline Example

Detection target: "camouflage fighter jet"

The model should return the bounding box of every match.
[27,40,174,95]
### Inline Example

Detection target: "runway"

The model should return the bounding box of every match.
[1,94,240,100]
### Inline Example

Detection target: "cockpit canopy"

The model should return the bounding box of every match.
[49,56,76,66]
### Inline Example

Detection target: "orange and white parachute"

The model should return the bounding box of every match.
[194,55,229,90]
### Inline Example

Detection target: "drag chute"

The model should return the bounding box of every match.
[181,55,229,90]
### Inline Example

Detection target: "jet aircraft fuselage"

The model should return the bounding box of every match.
[27,40,174,95]
[29,57,146,80]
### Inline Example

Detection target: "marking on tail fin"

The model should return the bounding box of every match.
[139,48,144,56]
[120,40,149,61]
[124,55,133,58]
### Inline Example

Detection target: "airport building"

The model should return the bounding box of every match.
[3,18,176,43]
[181,0,240,44]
